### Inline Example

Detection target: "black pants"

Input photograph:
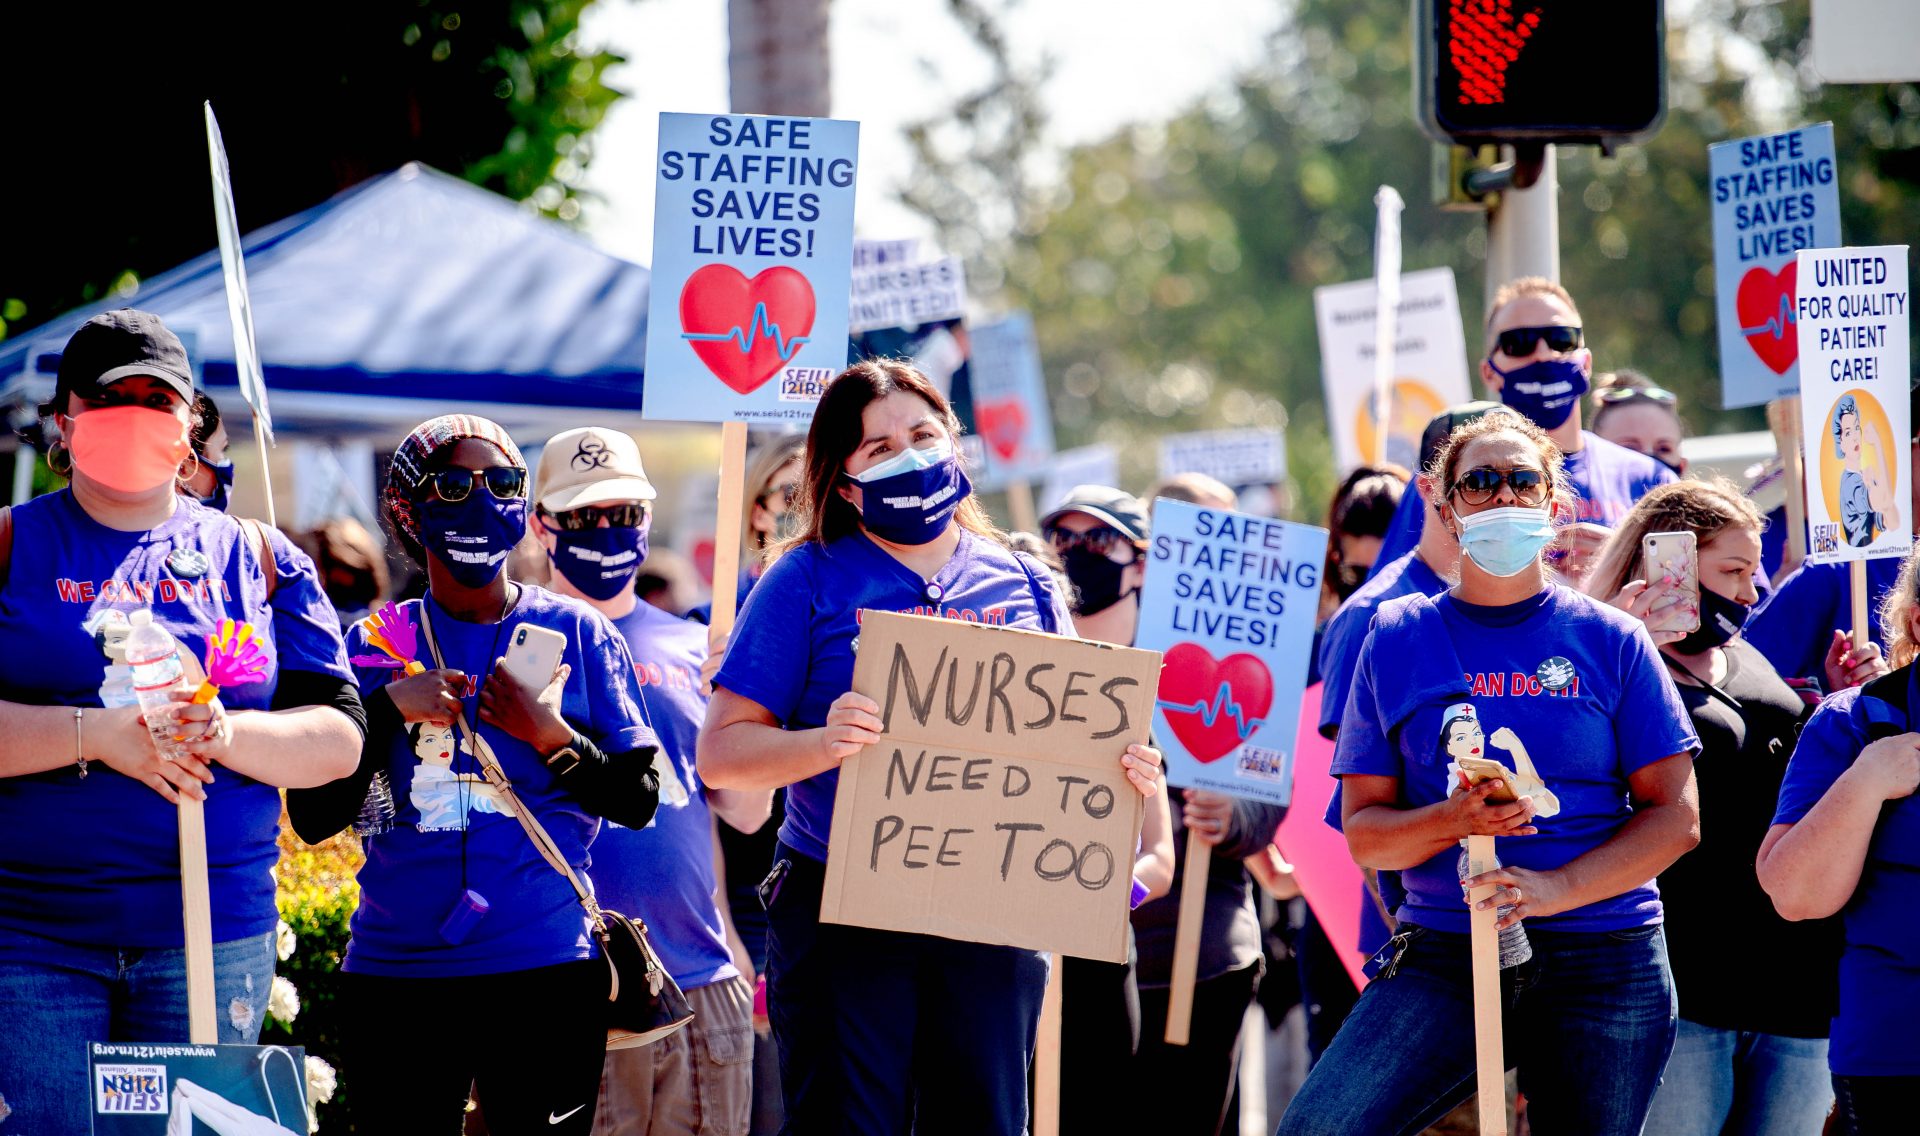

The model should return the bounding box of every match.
[1833,1075,1920,1136]
[1133,962,1262,1136]
[339,959,608,1135]
[764,845,1048,1136]
[1057,952,1140,1135]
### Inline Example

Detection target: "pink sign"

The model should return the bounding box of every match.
[1275,684,1368,991]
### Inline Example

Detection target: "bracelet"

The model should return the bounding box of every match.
[73,707,88,779]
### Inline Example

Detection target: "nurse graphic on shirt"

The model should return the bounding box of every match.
[699,360,1166,1136]
[1278,411,1700,1136]
[0,311,365,1135]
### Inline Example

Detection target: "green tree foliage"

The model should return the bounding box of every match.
[1,1,624,341]
[904,0,1919,520]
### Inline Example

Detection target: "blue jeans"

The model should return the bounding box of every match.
[1641,1018,1832,1136]
[0,924,276,1136]
[1277,923,1677,1136]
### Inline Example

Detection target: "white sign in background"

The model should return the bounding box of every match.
[968,312,1056,486]
[1796,245,1911,565]
[1156,429,1287,490]
[1313,268,1472,472]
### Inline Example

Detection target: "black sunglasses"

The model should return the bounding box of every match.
[1595,385,1677,407]
[422,467,527,503]
[1495,324,1584,357]
[1044,524,1139,562]
[542,502,648,531]
[1451,466,1551,506]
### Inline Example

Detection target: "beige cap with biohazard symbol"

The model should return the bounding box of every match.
[536,427,658,512]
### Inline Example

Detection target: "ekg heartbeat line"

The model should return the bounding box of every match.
[1158,682,1268,741]
[682,302,810,360]
[1740,295,1796,342]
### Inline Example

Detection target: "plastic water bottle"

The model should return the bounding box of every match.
[354,771,397,836]
[1458,845,1533,969]
[124,609,192,762]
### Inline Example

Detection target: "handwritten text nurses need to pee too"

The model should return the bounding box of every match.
[1158,511,1320,649]
[1804,255,1909,384]
[659,117,854,259]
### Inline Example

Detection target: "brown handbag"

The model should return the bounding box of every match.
[418,608,694,1049]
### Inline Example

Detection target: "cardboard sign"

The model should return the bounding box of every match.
[967,313,1056,487]
[1134,500,1327,805]
[1156,429,1288,490]
[1274,684,1368,991]
[822,612,1161,962]
[1711,124,1841,409]
[1312,268,1472,471]
[88,1042,307,1134]
[643,113,860,424]
[1796,245,1912,564]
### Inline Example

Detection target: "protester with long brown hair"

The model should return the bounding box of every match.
[1587,479,1847,1135]
[698,360,1166,1134]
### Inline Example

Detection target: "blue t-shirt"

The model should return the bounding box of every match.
[1317,552,1448,738]
[1367,431,1676,575]
[1772,675,1920,1076]
[344,587,653,978]
[587,601,738,990]
[713,531,1070,863]
[1744,558,1902,683]
[1333,585,1697,933]
[0,490,351,946]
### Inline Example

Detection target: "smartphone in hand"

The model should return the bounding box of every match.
[1641,530,1701,635]
[501,623,567,689]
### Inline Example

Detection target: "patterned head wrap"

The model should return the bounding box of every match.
[383,414,527,544]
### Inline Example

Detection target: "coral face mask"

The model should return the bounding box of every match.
[65,406,191,493]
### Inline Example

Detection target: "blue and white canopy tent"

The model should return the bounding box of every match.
[0,163,652,442]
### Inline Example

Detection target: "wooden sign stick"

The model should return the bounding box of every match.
[1851,560,1870,652]
[1767,397,1807,576]
[1034,959,1063,1136]
[181,797,217,1042]
[1465,834,1506,1135]
[1162,825,1212,1045]
[709,422,751,638]
[1006,478,1039,536]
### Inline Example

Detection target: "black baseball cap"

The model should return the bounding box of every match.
[54,310,196,405]
[1041,485,1150,543]
[1419,401,1518,474]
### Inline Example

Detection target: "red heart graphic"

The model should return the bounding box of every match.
[976,399,1028,461]
[1156,643,1276,764]
[1736,262,1798,376]
[679,265,817,395]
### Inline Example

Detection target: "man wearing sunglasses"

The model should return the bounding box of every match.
[533,427,772,1136]
[1481,277,1676,582]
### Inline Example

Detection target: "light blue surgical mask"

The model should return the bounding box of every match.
[1456,506,1555,577]
[850,438,952,484]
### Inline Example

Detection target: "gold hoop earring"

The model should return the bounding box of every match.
[176,450,202,488]
[47,443,72,477]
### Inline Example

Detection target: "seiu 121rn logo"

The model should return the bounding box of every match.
[95,1065,167,1113]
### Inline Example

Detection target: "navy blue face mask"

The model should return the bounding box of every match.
[1490,356,1590,431]
[847,440,972,546]
[419,492,527,588]
[189,460,235,512]
[551,525,648,601]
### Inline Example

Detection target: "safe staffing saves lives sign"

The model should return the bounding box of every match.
[643,112,859,425]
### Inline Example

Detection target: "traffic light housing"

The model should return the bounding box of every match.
[1416,0,1667,149]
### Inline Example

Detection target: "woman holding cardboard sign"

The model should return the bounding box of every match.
[699,360,1165,1136]
[1277,412,1700,1136]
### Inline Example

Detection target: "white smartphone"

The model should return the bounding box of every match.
[501,623,567,689]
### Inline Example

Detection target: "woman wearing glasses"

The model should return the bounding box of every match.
[1590,370,1687,477]
[1278,412,1700,1136]
[290,414,661,1135]
[698,361,1166,1136]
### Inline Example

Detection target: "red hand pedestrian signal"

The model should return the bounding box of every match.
[1449,0,1543,106]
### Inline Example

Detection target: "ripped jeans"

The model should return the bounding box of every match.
[0,924,276,1136]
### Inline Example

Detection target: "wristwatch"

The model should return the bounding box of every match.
[544,733,586,775]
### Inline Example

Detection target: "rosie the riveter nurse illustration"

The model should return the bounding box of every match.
[1439,702,1562,819]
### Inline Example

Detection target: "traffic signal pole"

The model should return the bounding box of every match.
[1483,144,1561,302]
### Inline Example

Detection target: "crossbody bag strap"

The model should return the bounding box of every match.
[417,603,608,933]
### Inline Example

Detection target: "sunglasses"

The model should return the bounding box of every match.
[1451,466,1552,506]
[542,502,648,531]
[422,467,527,503]
[1595,385,1677,407]
[1495,324,1584,357]
[759,482,799,508]
[1045,524,1139,562]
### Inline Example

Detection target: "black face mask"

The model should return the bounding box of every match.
[1333,563,1371,601]
[1062,547,1136,617]
[1671,584,1750,655]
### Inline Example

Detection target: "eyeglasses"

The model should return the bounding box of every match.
[1045,524,1139,562]
[422,467,527,503]
[759,482,799,507]
[1495,325,1584,358]
[541,502,648,531]
[1450,466,1551,506]
[1595,385,1678,407]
